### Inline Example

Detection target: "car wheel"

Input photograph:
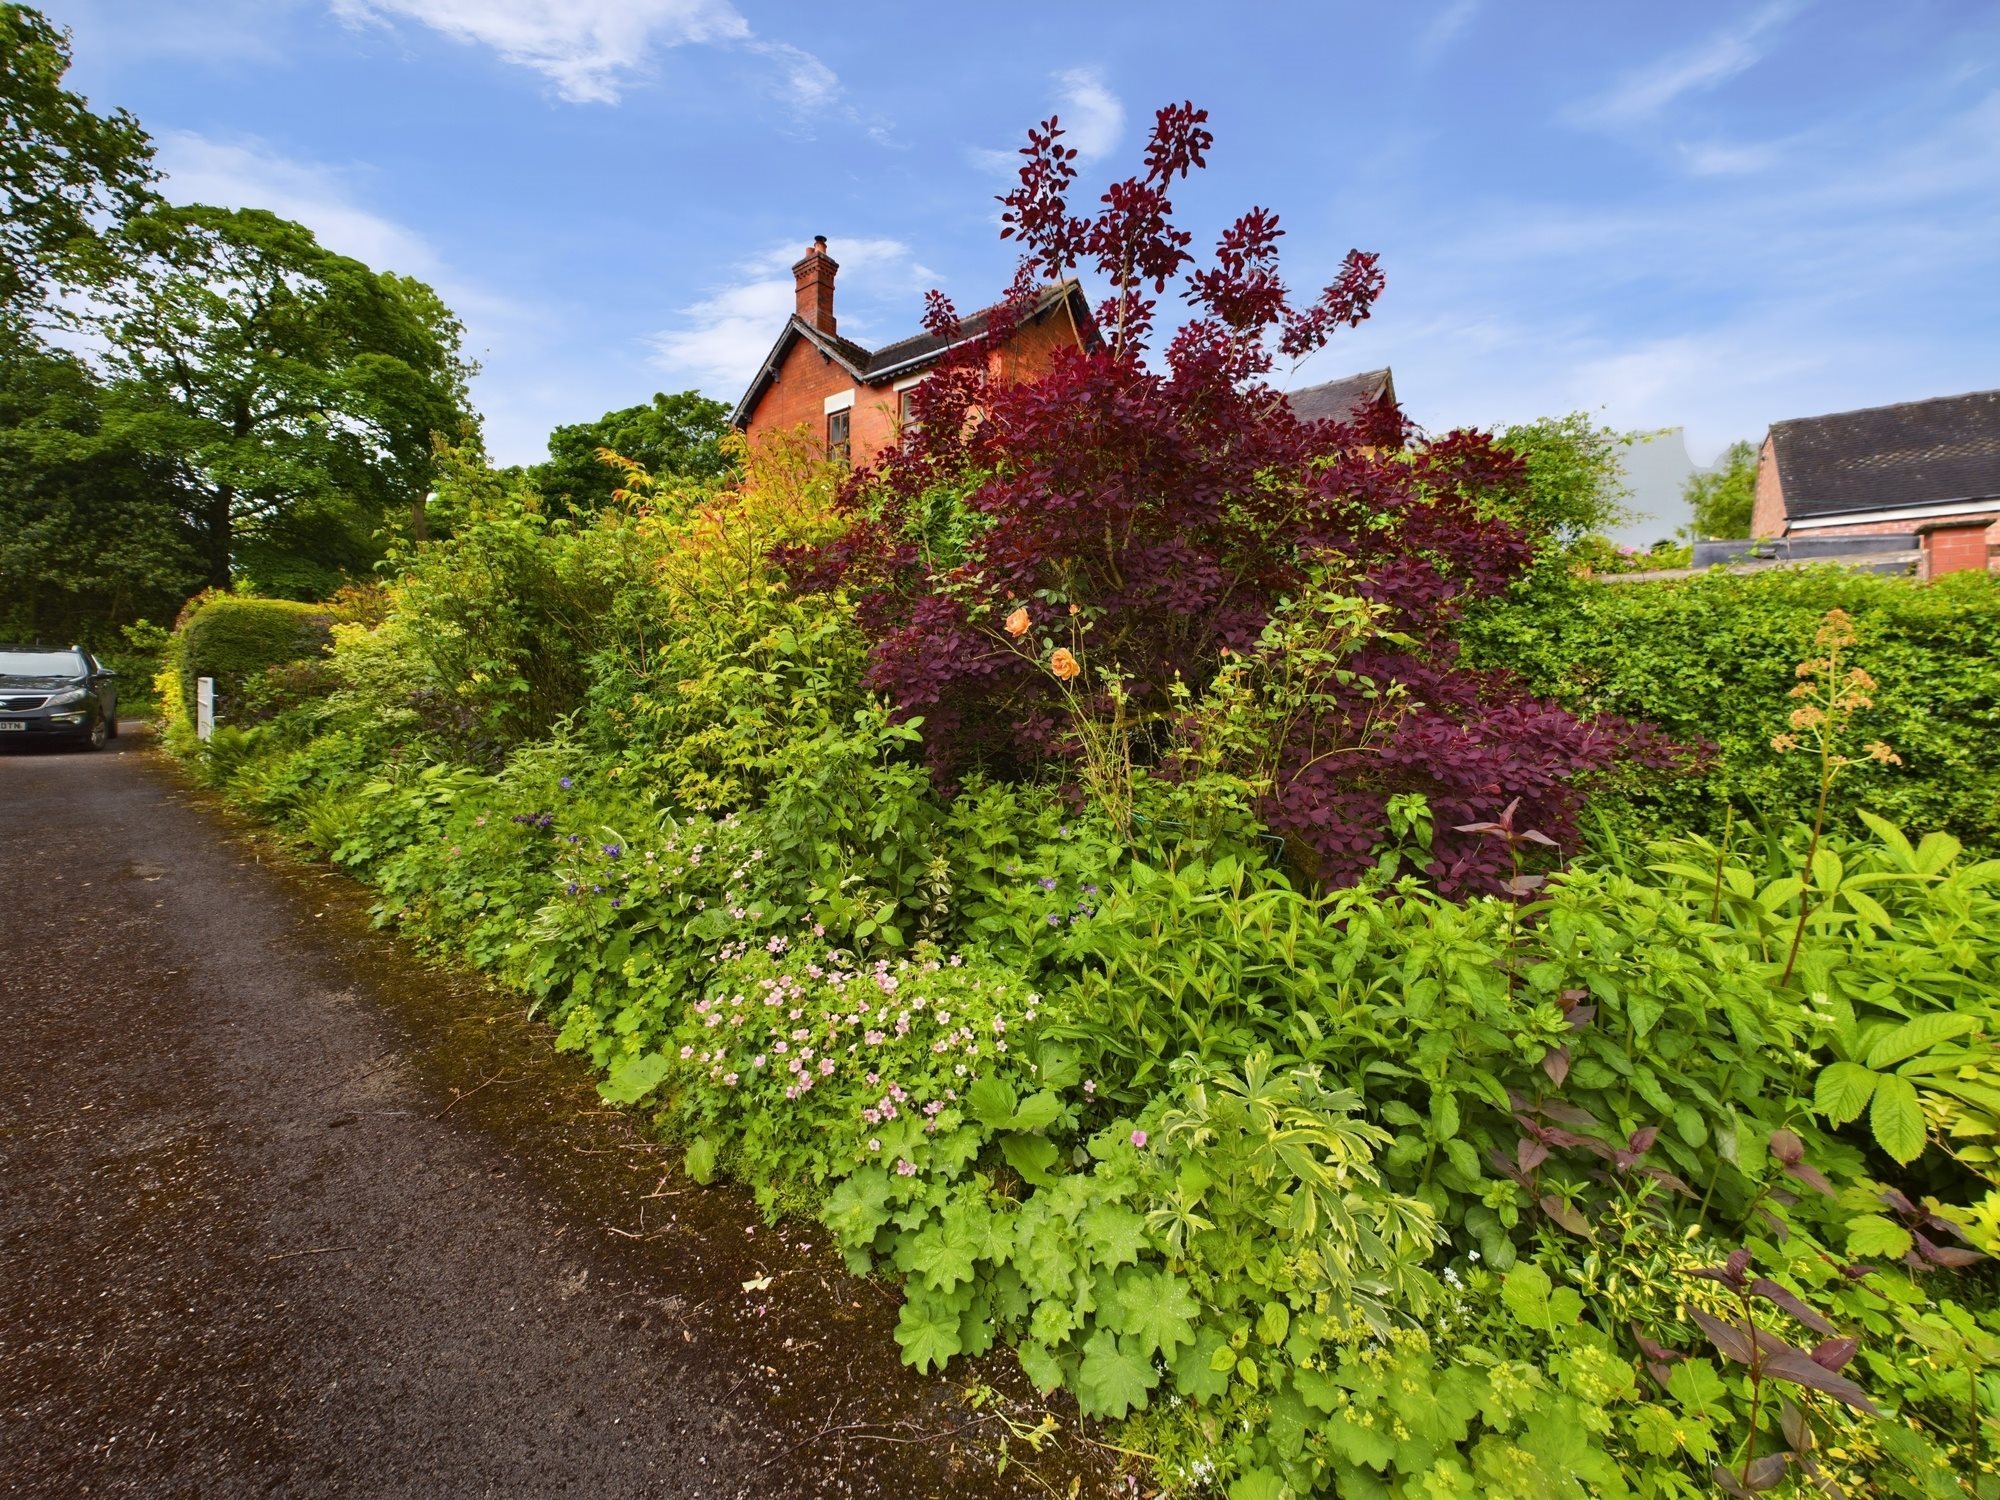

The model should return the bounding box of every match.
[87,714,109,751]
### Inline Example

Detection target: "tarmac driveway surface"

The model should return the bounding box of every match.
[0,730,1110,1499]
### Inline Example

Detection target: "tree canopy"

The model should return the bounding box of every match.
[0,4,155,325]
[532,390,735,514]
[0,328,200,642]
[1683,438,1759,539]
[100,203,474,588]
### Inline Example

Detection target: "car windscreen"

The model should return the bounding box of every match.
[0,650,84,677]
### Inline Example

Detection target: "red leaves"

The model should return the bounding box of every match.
[786,100,1681,899]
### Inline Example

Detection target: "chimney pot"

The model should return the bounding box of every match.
[793,236,838,335]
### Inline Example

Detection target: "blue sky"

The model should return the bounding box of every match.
[44,0,2000,476]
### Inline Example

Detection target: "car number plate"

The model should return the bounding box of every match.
[0,722,24,731]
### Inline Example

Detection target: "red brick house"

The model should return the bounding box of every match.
[1749,389,2000,579]
[730,237,1097,469]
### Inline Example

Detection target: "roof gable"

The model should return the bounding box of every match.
[1285,368,1395,425]
[1772,388,2000,520]
[731,279,1095,429]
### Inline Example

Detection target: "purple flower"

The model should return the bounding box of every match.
[1038,876,1057,892]
[566,882,579,895]
[603,844,622,858]
[1046,913,1060,926]
[560,777,572,790]
[610,898,622,909]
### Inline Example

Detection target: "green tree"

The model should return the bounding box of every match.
[101,204,473,590]
[1491,412,1637,553]
[0,328,200,641]
[0,4,155,326]
[1683,438,1758,539]
[532,390,734,514]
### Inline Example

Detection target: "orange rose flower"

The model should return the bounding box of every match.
[1049,647,1081,681]
[1004,605,1031,637]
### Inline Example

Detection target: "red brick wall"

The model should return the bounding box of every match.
[742,299,1088,470]
[1924,523,1997,578]
[1750,435,1785,538]
[741,336,862,463]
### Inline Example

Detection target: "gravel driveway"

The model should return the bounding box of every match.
[0,731,1108,1498]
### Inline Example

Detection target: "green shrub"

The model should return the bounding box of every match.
[164,445,2000,1500]
[1463,566,2000,851]
[173,592,333,728]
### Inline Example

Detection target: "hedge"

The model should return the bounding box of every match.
[173,594,333,728]
[1464,565,2000,849]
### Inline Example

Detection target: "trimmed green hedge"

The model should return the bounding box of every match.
[1466,566,2000,849]
[175,595,332,727]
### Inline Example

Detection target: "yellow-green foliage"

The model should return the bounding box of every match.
[166,591,331,732]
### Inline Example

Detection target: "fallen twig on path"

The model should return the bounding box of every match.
[430,1072,517,1120]
[264,1245,356,1263]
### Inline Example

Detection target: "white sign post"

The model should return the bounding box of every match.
[196,676,215,741]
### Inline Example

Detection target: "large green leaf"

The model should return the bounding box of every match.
[598,1050,669,1104]
[1108,1267,1199,1358]
[821,1168,892,1247]
[1076,1329,1158,1418]
[1844,1214,1914,1260]
[1501,1261,1550,1321]
[1000,1132,1060,1186]
[894,1288,966,1373]
[1866,1013,1978,1070]
[1080,1202,1147,1269]
[1170,1327,1233,1404]
[967,1075,1018,1129]
[1813,1061,1877,1126]
[1868,1074,1927,1164]
[1010,1089,1063,1131]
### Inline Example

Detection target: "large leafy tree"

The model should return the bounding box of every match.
[532,390,734,514]
[0,328,200,641]
[1684,438,1759,539]
[101,204,474,589]
[0,4,155,326]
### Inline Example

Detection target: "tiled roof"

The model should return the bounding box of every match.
[1285,368,1394,424]
[731,280,1095,428]
[1773,388,2000,520]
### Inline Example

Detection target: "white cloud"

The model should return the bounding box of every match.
[647,238,936,399]
[1566,0,1804,130]
[328,0,846,110]
[1677,138,1785,176]
[748,38,840,110]
[1053,67,1125,162]
[967,66,1125,179]
[155,131,443,278]
[1419,0,1480,59]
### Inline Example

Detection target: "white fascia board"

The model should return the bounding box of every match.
[1790,497,2000,530]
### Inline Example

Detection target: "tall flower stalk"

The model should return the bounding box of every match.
[1769,609,1900,985]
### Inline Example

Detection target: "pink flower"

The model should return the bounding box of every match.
[818,1057,835,1076]
[895,1159,917,1177]
[679,1045,695,1059]
[1130,1130,1149,1149]
[867,1138,881,1153]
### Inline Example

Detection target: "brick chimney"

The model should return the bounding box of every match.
[792,235,838,335]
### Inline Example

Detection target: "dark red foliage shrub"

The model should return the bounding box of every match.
[785,102,1683,895]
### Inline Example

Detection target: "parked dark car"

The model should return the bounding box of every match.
[0,646,119,749]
